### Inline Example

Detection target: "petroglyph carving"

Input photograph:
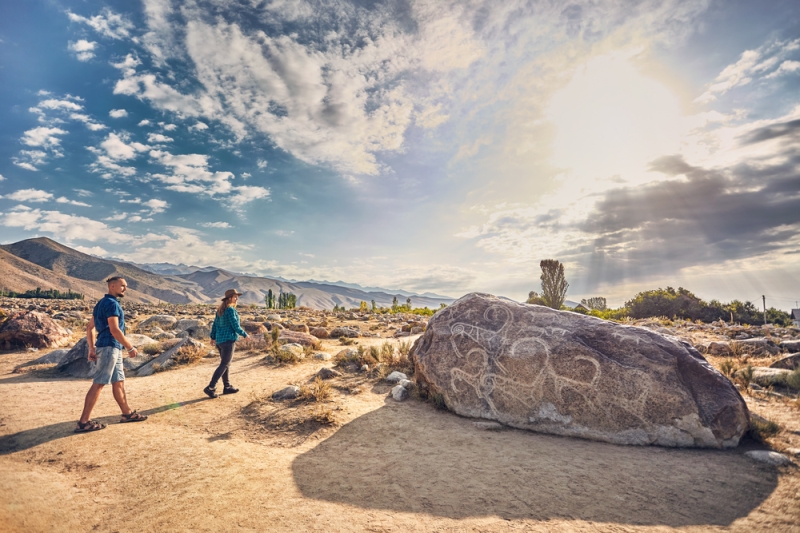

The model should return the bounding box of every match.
[412,293,750,448]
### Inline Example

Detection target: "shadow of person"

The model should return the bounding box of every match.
[292,401,777,527]
[0,398,207,455]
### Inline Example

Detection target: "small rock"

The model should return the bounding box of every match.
[279,343,305,359]
[267,314,282,321]
[385,371,408,383]
[744,451,792,466]
[785,448,800,456]
[318,367,342,380]
[361,364,369,372]
[312,352,332,361]
[391,385,409,401]
[397,378,414,389]
[272,386,300,400]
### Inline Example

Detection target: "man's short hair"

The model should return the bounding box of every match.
[106,276,124,283]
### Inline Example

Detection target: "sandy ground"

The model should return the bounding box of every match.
[1,337,799,533]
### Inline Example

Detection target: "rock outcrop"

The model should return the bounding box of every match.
[278,330,320,349]
[0,311,71,349]
[411,293,749,449]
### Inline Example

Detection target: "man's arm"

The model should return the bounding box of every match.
[108,316,138,358]
[86,317,97,362]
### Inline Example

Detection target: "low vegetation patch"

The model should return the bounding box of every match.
[299,377,333,403]
[748,415,781,444]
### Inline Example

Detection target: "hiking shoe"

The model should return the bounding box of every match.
[203,385,218,398]
[222,385,239,395]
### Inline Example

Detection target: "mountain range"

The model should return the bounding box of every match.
[0,237,456,309]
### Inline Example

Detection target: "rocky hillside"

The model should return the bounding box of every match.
[0,238,455,310]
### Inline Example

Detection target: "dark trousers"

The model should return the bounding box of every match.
[209,340,235,388]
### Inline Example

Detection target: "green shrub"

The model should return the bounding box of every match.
[141,343,160,355]
[749,416,781,443]
[719,359,736,377]
[786,368,800,391]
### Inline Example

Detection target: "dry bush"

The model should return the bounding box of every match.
[748,415,781,443]
[735,365,755,392]
[338,337,356,346]
[299,377,332,402]
[172,343,205,366]
[719,359,736,377]
[380,342,394,361]
[729,341,752,358]
[141,343,160,355]
[786,368,800,391]
[313,407,337,425]
[272,344,301,364]
[237,333,270,352]
[398,340,412,356]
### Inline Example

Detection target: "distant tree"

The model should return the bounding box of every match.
[406,297,412,308]
[266,289,274,309]
[539,259,568,309]
[359,301,368,313]
[371,299,377,312]
[581,297,607,311]
[526,291,545,305]
[391,296,399,312]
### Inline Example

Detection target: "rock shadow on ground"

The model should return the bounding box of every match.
[292,401,777,527]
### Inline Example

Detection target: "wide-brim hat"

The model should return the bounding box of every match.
[223,289,243,299]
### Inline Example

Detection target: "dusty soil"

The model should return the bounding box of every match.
[1,335,799,532]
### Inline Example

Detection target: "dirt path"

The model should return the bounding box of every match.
[1,344,798,533]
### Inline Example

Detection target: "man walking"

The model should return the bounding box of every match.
[75,276,148,432]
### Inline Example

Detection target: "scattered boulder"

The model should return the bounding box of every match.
[770,353,800,370]
[707,341,733,356]
[391,385,409,401]
[397,378,414,390]
[330,326,359,338]
[744,451,792,466]
[272,386,300,400]
[267,314,282,322]
[0,311,71,349]
[411,293,750,448]
[288,323,310,333]
[16,348,71,369]
[278,343,305,360]
[127,334,157,347]
[313,352,332,361]
[741,367,792,387]
[153,332,176,340]
[176,325,211,340]
[136,337,204,376]
[278,330,320,349]
[410,326,424,335]
[174,319,203,331]
[318,367,342,380]
[242,321,267,335]
[310,327,330,339]
[780,340,800,352]
[385,371,408,383]
[735,338,780,357]
[138,315,177,330]
[56,338,93,378]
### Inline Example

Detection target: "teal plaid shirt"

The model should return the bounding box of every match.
[210,306,248,344]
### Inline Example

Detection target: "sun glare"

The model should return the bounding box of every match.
[547,52,684,188]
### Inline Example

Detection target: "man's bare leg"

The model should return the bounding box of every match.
[79,383,105,424]
[112,381,132,416]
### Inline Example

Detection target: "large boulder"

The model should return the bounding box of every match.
[770,353,800,370]
[174,319,203,331]
[242,321,267,335]
[780,340,800,353]
[706,341,732,356]
[411,293,749,449]
[330,326,359,338]
[138,315,177,331]
[0,311,72,349]
[16,348,71,369]
[136,337,204,376]
[56,338,94,378]
[310,327,330,339]
[278,330,320,349]
[735,338,780,357]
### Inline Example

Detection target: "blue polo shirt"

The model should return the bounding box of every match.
[93,294,125,349]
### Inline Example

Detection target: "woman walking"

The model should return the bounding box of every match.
[205,289,248,398]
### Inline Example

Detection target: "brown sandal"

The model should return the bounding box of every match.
[120,410,148,423]
[75,420,106,433]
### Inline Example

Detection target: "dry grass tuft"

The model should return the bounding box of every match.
[719,359,736,377]
[299,377,333,402]
[748,415,781,444]
[141,343,160,355]
[172,343,205,366]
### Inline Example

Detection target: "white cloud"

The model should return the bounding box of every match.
[257,159,268,169]
[98,132,148,160]
[74,189,93,197]
[12,150,49,171]
[138,119,151,126]
[67,9,133,40]
[765,60,800,79]
[0,174,4,181]
[21,127,67,148]
[56,196,91,207]
[241,172,251,179]
[104,213,128,221]
[69,40,97,61]
[0,205,121,243]
[35,99,83,112]
[120,197,142,204]
[73,245,109,256]
[228,185,270,206]
[188,122,208,132]
[70,113,106,130]
[109,109,128,118]
[200,221,231,228]
[160,123,177,131]
[3,189,54,203]
[147,133,173,143]
[142,198,169,213]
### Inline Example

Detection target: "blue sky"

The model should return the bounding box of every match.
[1,0,799,309]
